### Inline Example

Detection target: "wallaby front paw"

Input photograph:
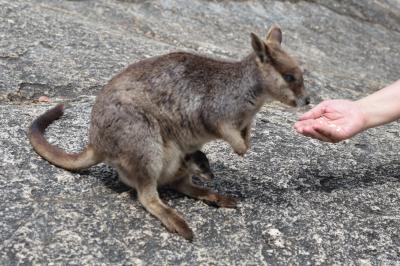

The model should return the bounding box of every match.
[241,126,252,149]
[234,144,248,156]
[244,140,251,151]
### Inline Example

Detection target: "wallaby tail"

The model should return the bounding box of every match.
[28,104,102,171]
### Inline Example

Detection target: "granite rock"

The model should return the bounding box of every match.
[1,0,400,265]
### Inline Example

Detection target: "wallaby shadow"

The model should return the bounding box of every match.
[198,161,293,206]
[81,161,256,203]
[81,159,400,207]
[203,159,400,204]
[80,164,131,193]
[81,163,242,202]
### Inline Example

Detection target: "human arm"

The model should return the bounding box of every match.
[356,79,400,129]
[294,79,400,143]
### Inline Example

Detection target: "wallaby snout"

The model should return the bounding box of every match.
[296,95,311,107]
[293,83,310,107]
[292,84,310,107]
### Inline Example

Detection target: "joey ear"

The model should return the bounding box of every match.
[266,24,282,45]
[251,32,268,62]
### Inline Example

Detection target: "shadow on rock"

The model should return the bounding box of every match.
[209,161,294,206]
[80,165,132,193]
[293,160,400,193]
[78,159,400,206]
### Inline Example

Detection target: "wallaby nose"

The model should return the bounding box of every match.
[297,96,310,107]
[304,96,311,105]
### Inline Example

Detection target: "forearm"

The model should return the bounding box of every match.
[355,79,400,130]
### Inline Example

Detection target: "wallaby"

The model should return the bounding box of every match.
[28,25,309,241]
[181,151,214,181]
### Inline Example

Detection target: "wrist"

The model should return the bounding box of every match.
[354,99,374,131]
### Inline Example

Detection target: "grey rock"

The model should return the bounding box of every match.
[1,0,400,265]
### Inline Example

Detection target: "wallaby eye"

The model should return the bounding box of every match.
[283,74,295,83]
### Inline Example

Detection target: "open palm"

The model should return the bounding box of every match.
[294,100,367,143]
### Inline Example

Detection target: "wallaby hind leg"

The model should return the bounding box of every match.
[172,176,237,208]
[118,164,194,241]
[104,107,193,240]
[138,183,194,240]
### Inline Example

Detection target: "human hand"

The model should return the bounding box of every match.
[294,99,367,143]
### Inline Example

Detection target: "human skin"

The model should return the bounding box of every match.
[294,79,400,143]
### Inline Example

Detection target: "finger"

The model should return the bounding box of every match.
[294,119,317,133]
[302,126,333,142]
[295,118,327,133]
[298,101,328,121]
[294,121,305,133]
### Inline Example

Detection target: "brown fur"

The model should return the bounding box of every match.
[28,25,308,240]
[28,104,103,171]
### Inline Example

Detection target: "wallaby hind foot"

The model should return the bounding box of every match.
[139,190,194,241]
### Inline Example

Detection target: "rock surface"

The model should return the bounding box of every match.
[1,0,400,265]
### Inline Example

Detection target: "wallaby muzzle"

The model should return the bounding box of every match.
[297,95,311,107]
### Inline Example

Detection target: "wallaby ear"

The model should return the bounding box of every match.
[266,24,282,45]
[251,32,268,62]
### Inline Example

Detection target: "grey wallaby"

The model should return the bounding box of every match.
[29,25,309,241]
